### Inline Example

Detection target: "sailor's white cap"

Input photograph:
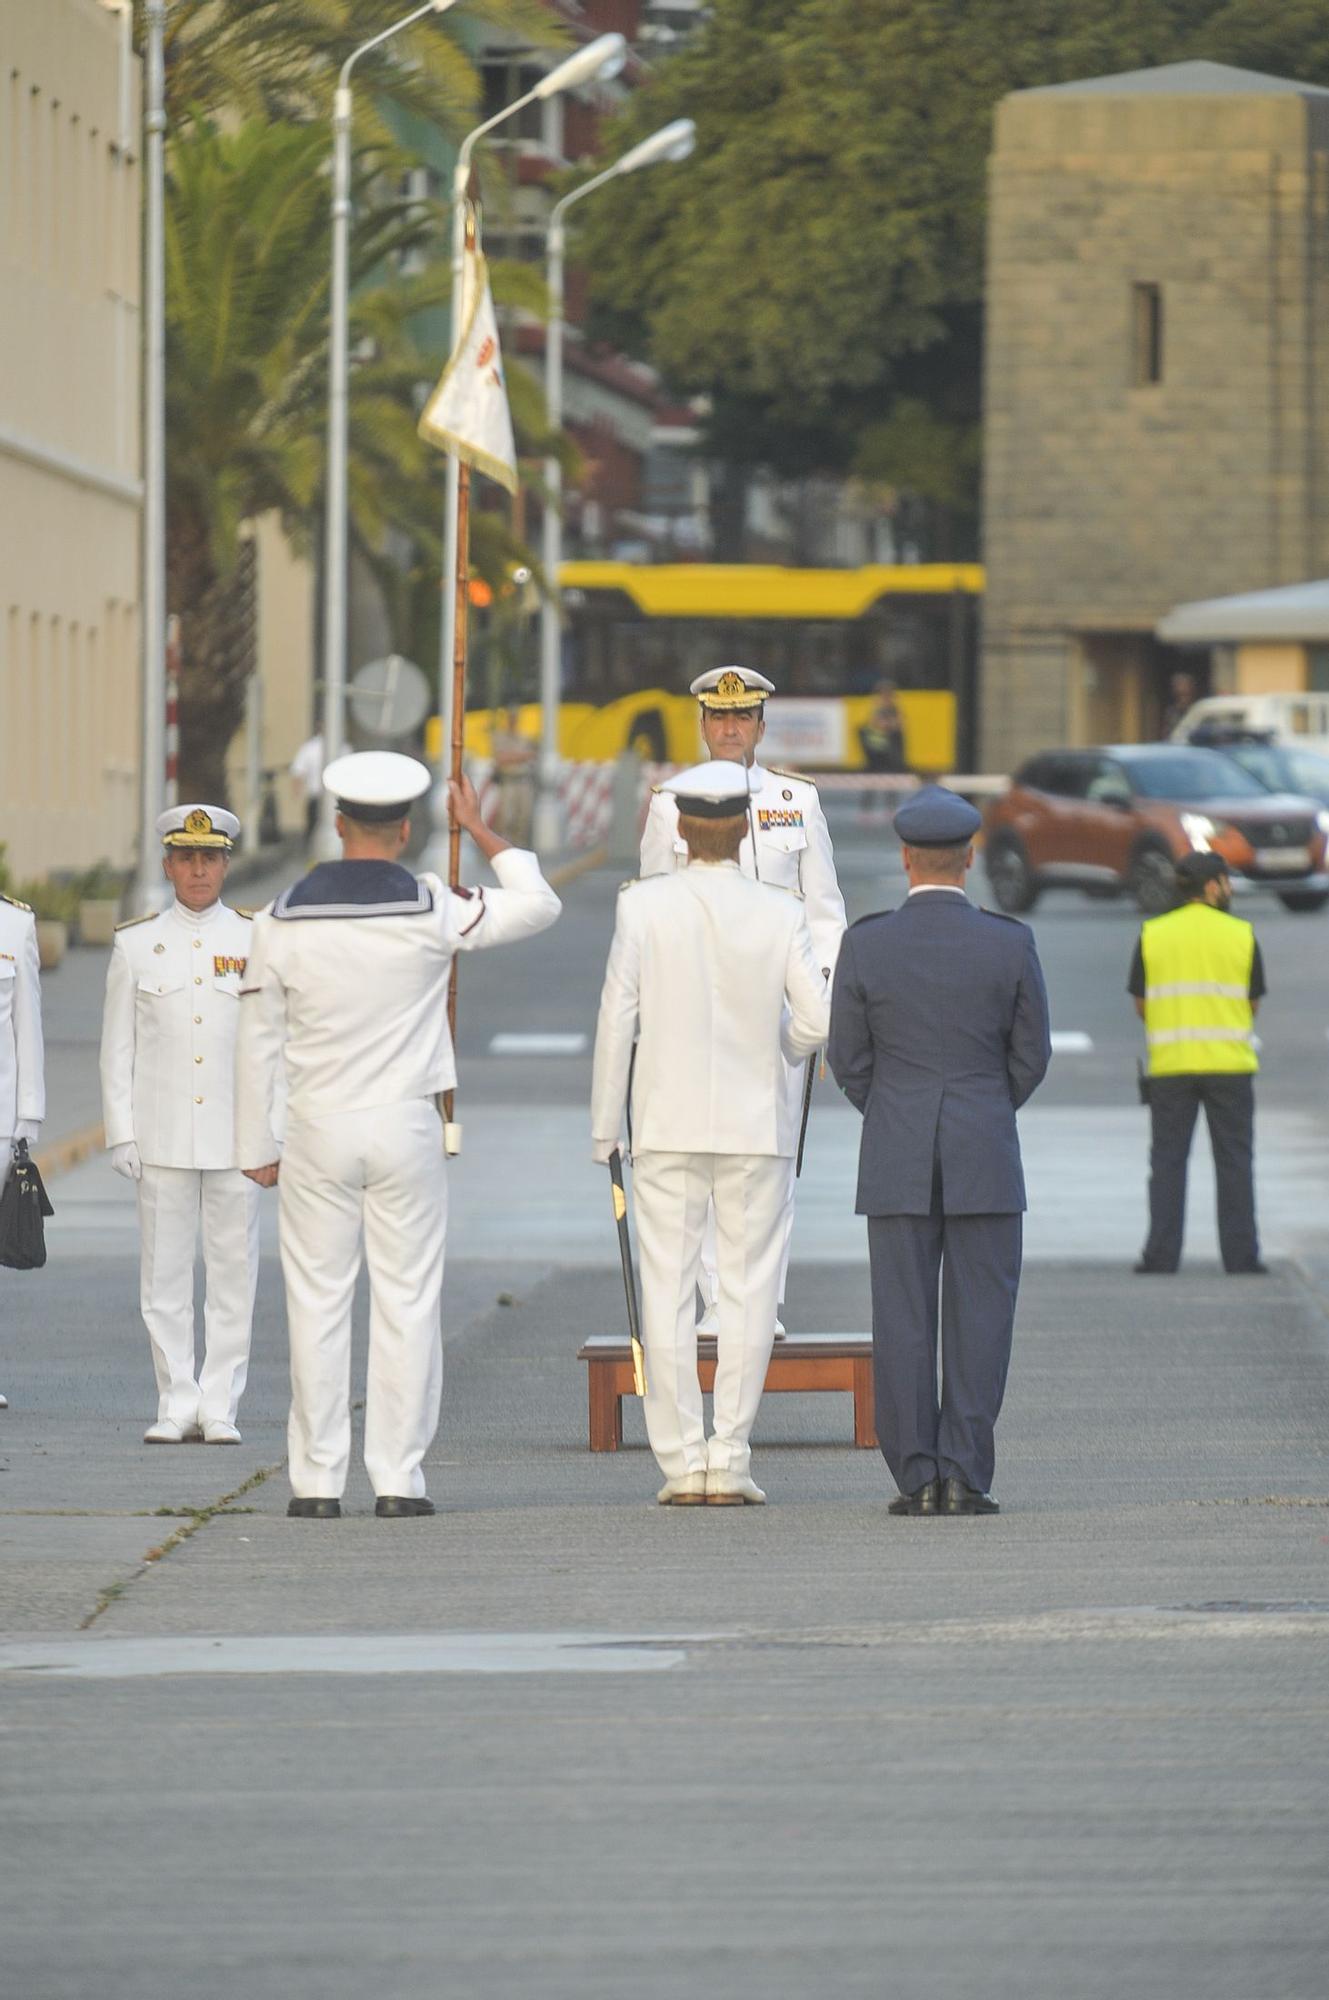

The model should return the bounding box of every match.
[661,761,756,819]
[323,751,432,822]
[157,804,240,850]
[689,666,776,710]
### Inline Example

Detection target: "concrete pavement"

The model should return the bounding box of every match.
[3,822,1327,1997]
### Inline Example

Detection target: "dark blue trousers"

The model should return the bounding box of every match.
[866,1208,1023,1496]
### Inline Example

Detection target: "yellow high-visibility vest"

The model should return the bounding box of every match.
[1141,902,1258,1077]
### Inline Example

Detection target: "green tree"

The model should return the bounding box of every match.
[165,115,552,800]
[578,0,1329,557]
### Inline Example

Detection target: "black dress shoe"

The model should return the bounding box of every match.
[888,1479,940,1517]
[941,1477,999,1516]
[1226,1262,1269,1276]
[287,1496,340,1519]
[374,1495,435,1518]
[1133,1261,1176,1275]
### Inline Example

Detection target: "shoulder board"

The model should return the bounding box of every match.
[618,878,640,892]
[848,908,894,928]
[649,784,669,797]
[114,912,156,931]
[234,907,257,920]
[0,892,33,913]
[767,767,818,787]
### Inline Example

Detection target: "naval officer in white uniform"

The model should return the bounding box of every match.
[1,889,46,1411]
[100,806,260,1444]
[639,666,847,1332]
[593,761,830,1504]
[235,751,561,1520]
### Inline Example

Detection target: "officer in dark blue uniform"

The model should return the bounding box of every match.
[828,787,1051,1516]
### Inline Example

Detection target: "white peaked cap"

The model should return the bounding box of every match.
[661,761,756,818]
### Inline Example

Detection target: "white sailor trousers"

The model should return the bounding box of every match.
[278,1099,445,1499]
[632,1150,788,1481]
[137,1165,260,1426]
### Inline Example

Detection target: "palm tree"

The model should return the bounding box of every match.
[138,0,561,138]
[165,114,560,799]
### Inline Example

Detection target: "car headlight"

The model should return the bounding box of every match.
[1180,812,1216,851]
[1316,810,1329,836]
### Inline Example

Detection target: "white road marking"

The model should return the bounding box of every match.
[0,1633,702,1678]
[488,1032,588,1056]
[1050,1031,1094,1054]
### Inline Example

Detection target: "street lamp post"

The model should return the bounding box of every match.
[316,0,459,860]
[535,118,695,854]
[423,32,627,871]
[131,0,167,915]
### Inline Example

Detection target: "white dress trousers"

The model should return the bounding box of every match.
[277,1100,446,1500]
[138,1166,259,1427]
[632,1151,789,1480]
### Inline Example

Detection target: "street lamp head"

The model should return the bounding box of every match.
[534,32,628,99]
[612,118,697,178]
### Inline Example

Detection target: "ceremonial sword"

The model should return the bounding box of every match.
[608,1148,646,1398]
[795,1051,818,1179]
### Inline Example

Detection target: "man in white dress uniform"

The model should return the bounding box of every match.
[100,805,259,1444]
[235,752,561,1520]
[1,889,46,1410]
[593,761,830,1505]
[639,667,847,1333]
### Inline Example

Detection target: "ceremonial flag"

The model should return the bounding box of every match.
[418,247,518,494]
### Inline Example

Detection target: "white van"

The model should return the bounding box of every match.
[1171,692,1329,756]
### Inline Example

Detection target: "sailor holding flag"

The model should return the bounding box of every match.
[235,753,559,1520]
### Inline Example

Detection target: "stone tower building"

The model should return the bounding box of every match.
[981,61,1329,771]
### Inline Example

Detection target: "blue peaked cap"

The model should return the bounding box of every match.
[893,784,981,846]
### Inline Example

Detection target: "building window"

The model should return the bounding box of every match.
[1132,282,1163,386]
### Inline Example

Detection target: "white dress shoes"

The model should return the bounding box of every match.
[0,1391,8,1409]
[706,1472,766,1506]
[143,1417,201,1444]
[656,1471,708,1506]
[202,1419,242,1445]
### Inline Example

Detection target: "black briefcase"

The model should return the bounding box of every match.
[0,1139,54,1270]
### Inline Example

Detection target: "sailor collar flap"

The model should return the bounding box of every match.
[273,859,434,921]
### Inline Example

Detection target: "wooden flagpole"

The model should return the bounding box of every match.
[442,211,477,1148]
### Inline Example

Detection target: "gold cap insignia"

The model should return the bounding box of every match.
[184,808,213,837]
[717,671,746,700]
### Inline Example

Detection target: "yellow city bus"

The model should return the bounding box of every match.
[458,562,984,771]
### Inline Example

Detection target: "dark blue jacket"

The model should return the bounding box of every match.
[828,892,1051,1216]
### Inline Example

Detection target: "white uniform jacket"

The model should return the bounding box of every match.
[235,849,561,1165]
[639,762,847,976]
[591,863,831,1160]
[0,895,45,1137]
[100,901,255,1169]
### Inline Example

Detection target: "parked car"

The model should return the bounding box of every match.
[983,744,1329,916]
[1171,692,1329,757]
[1198,732,1329,810]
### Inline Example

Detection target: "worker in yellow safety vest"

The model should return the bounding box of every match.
[1127,850,1266,1276]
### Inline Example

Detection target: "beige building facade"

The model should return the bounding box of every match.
[0,0,142,882]
[981,61,1329,773]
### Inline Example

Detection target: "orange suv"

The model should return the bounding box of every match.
[983,744,1329,916]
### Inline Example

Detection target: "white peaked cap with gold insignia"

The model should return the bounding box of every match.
[661,761,757,819]
[323,750,432,823]
[157,804,240,850]
[689,666,776,710]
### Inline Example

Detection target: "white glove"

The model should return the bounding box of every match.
[110,1141,143,1182]
[13,1120,40,1145]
